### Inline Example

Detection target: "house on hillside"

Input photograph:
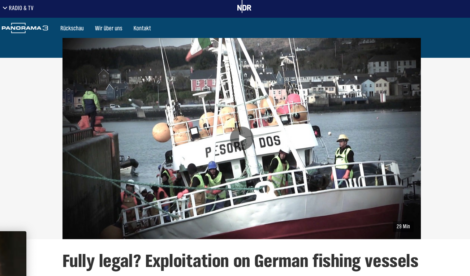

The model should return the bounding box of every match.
[63,87,75,110]
[374,72,399,83]
[410,77,421,96]
[170,70,191,82]
[368,55,417,74]
[128,69,158,85]
[361,79,376,97]
[397,77,411,95]
[269,84,287,103]
[374,77,390,96]
[249,73,276,89]
[73,91,85,109]
[311,81,336,97]
[240,58,265,69]
[337,75,362,97]
[108,69,122,84]
[281,69,341,84]
[98,69,122,84]
[98,69,110,85]
[106,83,129,100]
[190,69,217,91]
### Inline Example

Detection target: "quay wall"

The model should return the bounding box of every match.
[63,133,121,239]
[63,96,420,123]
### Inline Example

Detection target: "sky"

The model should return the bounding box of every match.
[63,38,191,50]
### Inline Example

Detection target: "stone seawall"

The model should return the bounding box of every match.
[63,97,420,123]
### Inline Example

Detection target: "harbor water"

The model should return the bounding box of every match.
[107,110,421,188]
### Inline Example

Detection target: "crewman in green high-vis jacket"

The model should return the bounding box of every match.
[204,161,227,212]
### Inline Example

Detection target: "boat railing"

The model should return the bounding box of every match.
[121,160,402,237]
[168,103,311,146]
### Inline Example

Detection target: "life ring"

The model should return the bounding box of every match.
[254,181,276,200]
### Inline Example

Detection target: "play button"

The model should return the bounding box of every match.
[230,126,254,149]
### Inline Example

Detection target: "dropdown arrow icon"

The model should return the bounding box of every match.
[3,7,7,10]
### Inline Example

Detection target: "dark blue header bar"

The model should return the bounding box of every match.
[1,1,470,18]
[1,18,470,57]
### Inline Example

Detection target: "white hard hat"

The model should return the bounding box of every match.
[336,134,349,142]
[140,186,148,193]
[280,145,291,154]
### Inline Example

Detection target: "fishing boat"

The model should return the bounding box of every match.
[121,38,405,239]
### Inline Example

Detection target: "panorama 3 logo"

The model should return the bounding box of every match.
[237,0,251,13]
[1,22,48,34]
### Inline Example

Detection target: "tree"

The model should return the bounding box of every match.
[73,64,97,84]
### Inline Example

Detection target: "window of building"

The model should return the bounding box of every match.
[196,87,201,91]
[204,80,208,86]
[384,83,387,87]
[376,83,378,87]
[357,85,360,89]
[196,80,200,86]
[370,84,372,87]
[213,79,216,85]
[398,61,401,66]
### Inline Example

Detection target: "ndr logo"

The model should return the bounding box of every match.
[1,22,49,34]
[237,0,251,13]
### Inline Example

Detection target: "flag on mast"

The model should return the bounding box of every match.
[186,38,212,62]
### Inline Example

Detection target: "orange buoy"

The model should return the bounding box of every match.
[246,103,258,118]
[259,96,274,115]
[199,112,215,131]
[216,125,225,135]
[199,128,212,138]
[276,100,286,109]
[267,118,278,126]
[99,224,123,239]
[219,107,236,125]
[276,100,289,115]
[152,123,171,142]
[174,128,190,146]
[173,116,187,132]
[292,104,307,123]
[223,118,236,133]
[185,117,194,128]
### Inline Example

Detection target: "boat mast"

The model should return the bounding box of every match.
[160,39,175,124]
[225,38,260,176]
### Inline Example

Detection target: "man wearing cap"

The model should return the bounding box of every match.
[331,134,355,188]
[204,161,227,212]
[268,146,291,196]
[177,163,206,216]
